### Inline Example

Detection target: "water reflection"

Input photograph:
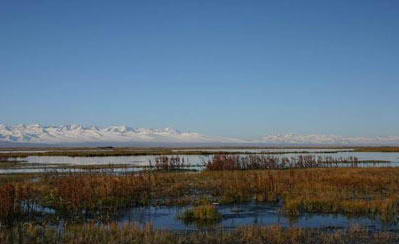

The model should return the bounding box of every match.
[17,152,399,166]
[118,202,397,232]
[1,151,399,174]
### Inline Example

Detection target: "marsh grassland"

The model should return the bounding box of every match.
[0,149,399,243]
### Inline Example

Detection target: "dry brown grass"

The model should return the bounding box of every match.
[1,167,399,224]
[0,223,398,244]
[355,147,399,152]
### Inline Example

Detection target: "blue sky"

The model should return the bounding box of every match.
[1,0,398,139]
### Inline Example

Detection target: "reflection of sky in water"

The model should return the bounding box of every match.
[19,152,399,166]
[117,202,398,232]
[18,155,211,166]
[1,150,399,174]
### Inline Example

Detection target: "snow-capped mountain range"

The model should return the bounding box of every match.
[260,134,399,146]
[0,124,242,145]
[0,124,398,146]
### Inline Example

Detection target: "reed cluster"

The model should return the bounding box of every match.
[1,223,398,244]
[0,184,18,223]
[40,173,155,212]
[179,204,222,226]
[150,156,189,170]
[204,154,382,170]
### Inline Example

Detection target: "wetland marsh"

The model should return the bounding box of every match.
[1,147,399,243]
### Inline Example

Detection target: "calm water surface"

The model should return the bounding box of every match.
[1,150,399,174]
[114,202,399,232]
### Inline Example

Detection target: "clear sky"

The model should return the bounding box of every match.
[1,0,398,139]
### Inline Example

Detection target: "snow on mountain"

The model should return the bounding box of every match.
[259,134,399,145]
[0,124,241,144]
[0,124,398,145]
